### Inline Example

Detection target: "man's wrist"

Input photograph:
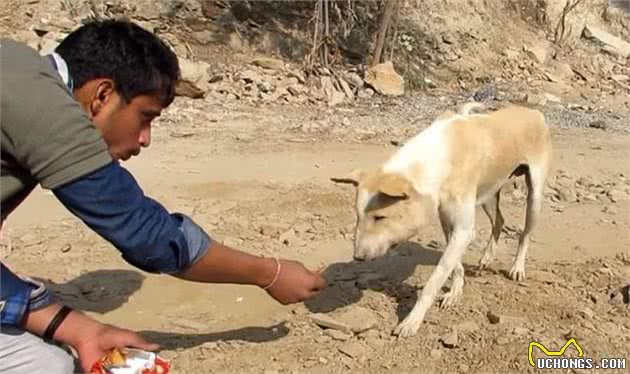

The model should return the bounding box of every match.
[255,256,279,289]
[43,305,73,342]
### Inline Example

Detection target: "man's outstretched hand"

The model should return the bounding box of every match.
[263,259,326,305]
[177,241,327,303]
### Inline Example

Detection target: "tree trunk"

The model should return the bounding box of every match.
[371,0,398,67]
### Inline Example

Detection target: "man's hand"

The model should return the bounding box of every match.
[176,241,327,303]
[262,259,326,305]
[73,323,159,372]
[22,304,159,373]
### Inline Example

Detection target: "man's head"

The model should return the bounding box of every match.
[56,19,180,161]
[332,169,436,261]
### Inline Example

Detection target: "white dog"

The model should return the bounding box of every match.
[332,103,552,337]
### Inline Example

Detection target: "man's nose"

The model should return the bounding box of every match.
[139,127,151,147]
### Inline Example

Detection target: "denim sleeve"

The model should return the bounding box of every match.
[1,262,54,326]
[52,161,211,274]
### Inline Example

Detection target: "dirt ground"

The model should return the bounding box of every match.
[1,94,629,373]
[1,0,630,373]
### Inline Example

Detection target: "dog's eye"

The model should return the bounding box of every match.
[374,215,386,222]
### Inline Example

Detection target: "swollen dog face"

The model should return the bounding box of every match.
[332,169,435,260]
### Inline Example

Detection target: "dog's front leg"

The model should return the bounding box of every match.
[394,200,475,337]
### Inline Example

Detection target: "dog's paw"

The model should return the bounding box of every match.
[393,316,423,338]
[508,265,526,281]
[438,289,462,310]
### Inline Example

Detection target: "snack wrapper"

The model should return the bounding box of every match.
[91,348,170,374]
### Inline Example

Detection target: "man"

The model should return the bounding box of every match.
[0,19,326,373]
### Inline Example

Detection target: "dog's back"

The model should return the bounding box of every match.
[439,105,552,201]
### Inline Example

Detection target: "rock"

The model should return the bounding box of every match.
[325,329,352,341]
[358,88,375,99]
[526,93,548,106]
[582,24,630,58]
[347,73,364,89]
[333,306,378,333]
[440,330,458,348]
[544,93,561,103]
[545,61,574,82]
[430,348,443,358]
[364,61,404,96]
[602,205,617,215]
[337,77,355,101]
[523,41,550,64]
[309,313,352,334]
[487,311,526,325]
[606,189,626,203]
[278,229,296,245]
[252,57,285,71]
[552,185,577,202]
[176,58,211,98]
[287,70,305,84]
[338,341,367,359]
[589,120,607,130]
[611,74,629,82]
[257,81,274,94]
[609,284,630,305]
[472,84,497,102]
[239,69,260,83]
[321,76,345,106]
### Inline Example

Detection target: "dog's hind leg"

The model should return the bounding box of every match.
[479,191,504,270]
[394,199,476,337]
[509,165,546,281]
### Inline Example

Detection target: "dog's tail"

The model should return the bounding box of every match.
[459,102,486,116]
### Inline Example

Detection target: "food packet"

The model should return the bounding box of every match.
[91,347,170,374]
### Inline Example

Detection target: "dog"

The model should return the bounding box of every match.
[331,103,552,337]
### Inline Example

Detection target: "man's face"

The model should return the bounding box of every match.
[92,91,163,161]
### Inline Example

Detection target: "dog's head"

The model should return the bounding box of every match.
[332,168,435,261]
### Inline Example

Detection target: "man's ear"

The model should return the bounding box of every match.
[331,169,365,187]
[375,172,413,199]
[90,79,116,117]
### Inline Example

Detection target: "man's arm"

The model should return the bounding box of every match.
[53,161,326,304]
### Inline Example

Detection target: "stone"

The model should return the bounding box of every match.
[582,24,630,58]
[333,306,378,333]
[309,313,352,334]
[440,330,458,348]
[176,58,211,98]
[325,329,352,341]
[364,61,404,96]
[338,341,367,359]
[523,41,550,64]
[252,57,285,71]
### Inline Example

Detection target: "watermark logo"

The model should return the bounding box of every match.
[528,338,627,370]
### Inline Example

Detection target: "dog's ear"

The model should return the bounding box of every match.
[375,172,412,199]
[331,169,365,187]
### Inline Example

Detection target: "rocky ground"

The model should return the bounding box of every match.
[1,1,630,373]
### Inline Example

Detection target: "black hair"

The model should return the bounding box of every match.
[55,18,180,107]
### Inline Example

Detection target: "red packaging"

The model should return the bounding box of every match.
[91,348,170,374]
